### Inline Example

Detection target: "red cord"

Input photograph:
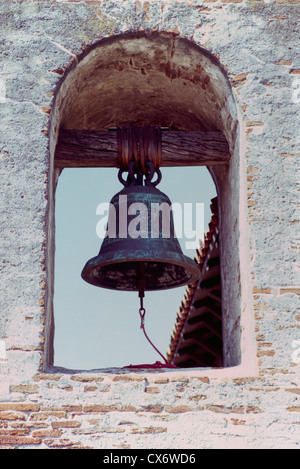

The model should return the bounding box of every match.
[139,307,168,364]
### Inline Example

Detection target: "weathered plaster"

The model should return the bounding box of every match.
[0,0,299,449]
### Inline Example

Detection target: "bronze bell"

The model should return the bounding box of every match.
[81,161,200,293]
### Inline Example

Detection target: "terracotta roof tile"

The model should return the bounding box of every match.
[167,197,223,367]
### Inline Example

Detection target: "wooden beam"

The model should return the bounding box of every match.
[54,129,230,168]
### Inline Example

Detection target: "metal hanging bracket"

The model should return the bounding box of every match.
[117,127,162,174]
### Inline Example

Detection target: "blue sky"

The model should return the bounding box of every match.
[53,166,216,370]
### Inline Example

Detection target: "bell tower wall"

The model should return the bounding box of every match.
[0,0,299,450]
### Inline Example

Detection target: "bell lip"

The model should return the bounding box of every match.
[81,251,201,291]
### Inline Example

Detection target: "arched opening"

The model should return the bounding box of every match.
[53,166,217,369]
[46,32,255,372]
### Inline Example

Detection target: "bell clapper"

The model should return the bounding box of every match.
[137,262,146,328]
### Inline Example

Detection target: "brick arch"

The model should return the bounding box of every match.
[52,32,234,132]
[46,32,255,372]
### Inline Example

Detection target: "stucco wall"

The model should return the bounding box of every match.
[0,0,299,449]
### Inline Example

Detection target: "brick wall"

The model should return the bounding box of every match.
[0,370,299,449]
[0,0,299,449]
